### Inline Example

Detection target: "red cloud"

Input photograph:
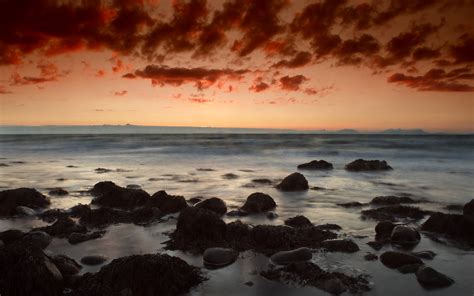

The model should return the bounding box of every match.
[279,75,308,91]
[272,51,312,68]
[95,70,106,77]
[10,62,68,86]
[450,34,474,64]
[189,97,211,103]
[113,90,128,96]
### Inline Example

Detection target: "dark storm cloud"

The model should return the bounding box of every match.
[388,67,474,91]
[279,75,308,91]
[272,51,312,68]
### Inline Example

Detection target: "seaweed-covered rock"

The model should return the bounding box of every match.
[361,205,428,221]
[203,247,238,267]
[91,181,150,209]
[241,192,276,213]
[195,197,227,215]
[464,199,474,223]
[380,251,422,268]
[68,231,106,244]
[284,215,312,228]
[270,247,312,265]
[0,188,50,216]
[0,241,63,296]
[71,254,204,296]
[261,261,370,295]
[421,212,474,246]
[416,266,454,288]
[149,190,187,213]
[297,160,333,170]
[345,159,392,171]
[390,225,420,246]
[321,239,359,253]
[370,195,416,205]
[34,217,87,238]
[276,173,309,191]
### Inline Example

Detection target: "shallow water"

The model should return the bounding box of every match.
[1,134,473,295]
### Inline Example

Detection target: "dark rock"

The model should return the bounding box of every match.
[367,240,385,250]
[266,211,278,219]
[0,240,3,248]
[130,207,163,225]
[49,188,69,196]
[227,210,248,217]
[345,159,393,171]
[244,281,254,286]
[297,160,333,170]
[149,190,187,213]
[175,207,226,243]
[91,181,150,209]
[40,208,69,222]
[94,168,112,173]
[261,261,371,295]
[80,255,108,265]
[251,178,274,185]
[337,201,364,208]
[68,231,106,244]
[464,199,474,223]
[0,229,25,244]
[34,217,87,238]
[398,263,422,274]
[188,197,202,204]
[0,241,63,296]
[203,247,238,267]
[416,266,454,288]
[241,192,276,213]
[0,188,50,216]
[421,212,474,246]
[371,195,416,205]
[51,255,81,275]
[375,220,396,239]
[195,197,227,215]
[276,172,309,191]
[314,223,342,231]
[79,207,130,227]
[70,204,91,217]
[412,250,436,260]
[284,215,312,228]
[71,254,204,296]
[445,204,463,211]
[16,205,36,216]
[380,251,422,268]
[321,239,359,253]
[22,231,52,249]
[270,247,312,265]
[390,225,421,246]
[222,173,239,179]
[126,184,141,190]
[364,253,378,261]
[361,205,428,221]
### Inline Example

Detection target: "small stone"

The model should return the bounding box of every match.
[222,173,239,180]
[80,255,108,265]
[203,247,238,267]
[416,266,454,288]
[345,159,392,171]
[270,247,312,265]
[244,281,254,286]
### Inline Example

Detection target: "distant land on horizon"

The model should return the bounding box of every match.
[0,125,470,135]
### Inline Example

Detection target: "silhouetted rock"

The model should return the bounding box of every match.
[91,181,150,209]
[270,247,312,265]
[266,211,278,219]
[391,225,421,246]
[0,229,25,244]
[222,173,239,179]
[34,217,87,238]
[80,255,108,265]
[149,190,187,213]
[445,204,463,211]
[0,188,50,216]
[380,251,422,268]
[79,207,130,227]
[464,199,474,223]
[367,240,385,251]
[362,205,428,221]
[416,266,454,288]
[297,160,333,170]
[70,204,91,217]
[49,188,68,196]
[0,241,63,296]
[68,231,106,244]
[375,220,396,239]
[23,231,52,249]
[345,159,392,171]
[398,263,422,274]
[370,195,416,205]
[51,255,81,275]
[188,197,202,204]
[321,239,359,253]
[241,192,276,213]
[276,173,309,191]
[314,223,342,231]
[261,261,370,295]
[203,247,238,267]
[226,210,248,217]
[16,205,36,216]
[364,253,378,261]
[337,201,364,208]
[421,212,474,246]
[71,254,204,296]
[195,197,227,215]
[39,208,69,222]
[284,215,312,228]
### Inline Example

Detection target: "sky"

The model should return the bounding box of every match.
[0,0,473,132]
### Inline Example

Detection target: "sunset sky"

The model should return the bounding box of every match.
[0,0,473,132]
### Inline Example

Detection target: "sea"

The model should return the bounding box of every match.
[0,132,473,295]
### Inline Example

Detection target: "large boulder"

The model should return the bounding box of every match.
[375,220,396,239]
[276,173,309,191]
[203,247,238,267]
[421,212,474,246]
[370,195,416,205]
[270,247,312,265]
[175,207,226,242]
[416,266,454,288]
[51,255,81,276]
[297,160,333,170]
[241,192,276,213]
[463,199,474,223]
[71,254,204,296]
[390,225,421,246]
[345,159,392,171]
[195,197,227,215]
[149,190,187,213]
[284,215,312,228]
[0,188,50,216]
[91,181,150,209]
[0,241,63,296]
[380,251,422,268]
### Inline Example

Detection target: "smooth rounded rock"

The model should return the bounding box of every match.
[270,247,312,265]
[203,247,238,267]
[23,231,52,249]
[375,220,396,238]
[195,197,227,215]
[80,255,108,265]
[16,205,36,216]
[241,192,276,213]
[321,239,359,253]
[51,254,82,275]
[380,251,422,268]
[390,225,421,246]
[276,172,309,191]
[416,265,454,288]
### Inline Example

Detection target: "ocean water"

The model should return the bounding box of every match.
[0,134,473,295]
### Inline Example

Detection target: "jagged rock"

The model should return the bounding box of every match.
[270,247,312,265]
[149,190,187,213]
[321,239,359,253]
[416,266,454,288]
[276,173,309,191]
[0,188,50,216]
[345,159,392,171]
[241,192,276,213]
[195,197,227,215]
[380,251,422,268]
[297,160,333,170]
[80,255,108,265]
[91,181,150,209]
[284,215,312,228]
[203,247,238,267]
[175,207,226,242]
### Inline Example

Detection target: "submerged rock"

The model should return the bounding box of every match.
[71,254,204,296]
[195,197,227,215]
[398,263,423,274]
[0,188,50,216]
[241,192,276,213]
[0,241,63,296]
[68,231,106,244]
[416,266,454,288]
[251,178,274,185]
[337,201,364,208]
[203,247,238,267]
[222,173,239,180]
[380,251,422,268]
[149,190,187,213]
[345,159,393,171]
[80,255,108,265]
[48,188,69,196]
[91,181,150,209]
[297,160,333,170]
[51,255,81,275]
[390,225,421,246]
[270,247,312,265]
[361,205,428,221]
[321,239,359,253]
[23,231,52,249]
[370,195,416,205]
[276,172,309,191]
[284,215,312,228]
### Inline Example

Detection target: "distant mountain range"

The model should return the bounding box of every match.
[0,125,467,135]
